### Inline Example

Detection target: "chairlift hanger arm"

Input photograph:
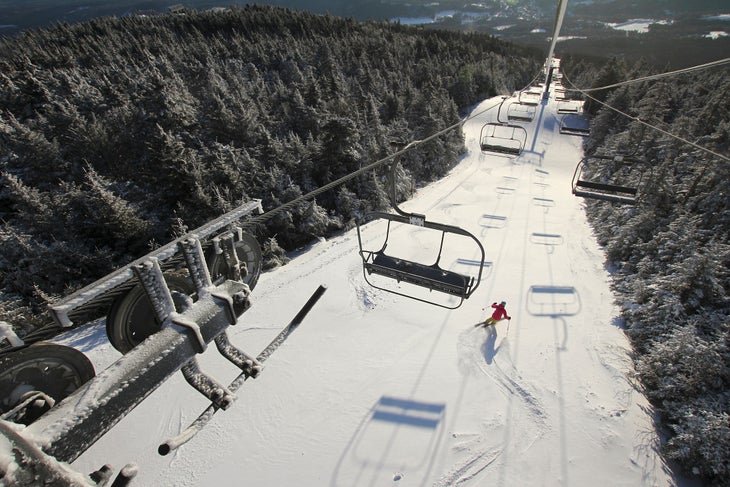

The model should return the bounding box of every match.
[388,140,421,218]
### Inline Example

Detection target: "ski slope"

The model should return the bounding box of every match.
[66,89,677,486]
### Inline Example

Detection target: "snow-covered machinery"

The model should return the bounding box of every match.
[0,199,327,485]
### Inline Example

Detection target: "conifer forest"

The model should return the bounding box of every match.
[0,5,728,485]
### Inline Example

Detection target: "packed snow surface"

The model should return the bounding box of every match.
[63,91,677,486]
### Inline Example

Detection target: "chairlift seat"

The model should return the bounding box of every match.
[571,156,648,205]
[561,127,590,136]
[557,101,581,114]
[480,141,522,155]
[573,180,638,204]
[575,180,637,195]
[366,253,470,297]
[560,114,589,136]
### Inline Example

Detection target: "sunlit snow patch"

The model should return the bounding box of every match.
[604,19,672,33]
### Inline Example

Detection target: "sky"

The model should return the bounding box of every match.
[38,79,698,486]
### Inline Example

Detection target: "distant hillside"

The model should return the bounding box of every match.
[3,1,727,69]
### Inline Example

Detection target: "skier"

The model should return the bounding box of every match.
[482,301,511,326]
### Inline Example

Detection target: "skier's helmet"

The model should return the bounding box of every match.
[500,301,506,306]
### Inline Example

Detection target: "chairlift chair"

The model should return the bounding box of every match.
[355,146,486,309]
[559,114,590,136]
[571,155,648,204]
[518,91,540,106]
[479,122,528,156]
[557,100,582,114]
[356,212,485,308]
[506,102,536,122]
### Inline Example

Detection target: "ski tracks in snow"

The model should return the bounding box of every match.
[443,328,549,483]
[434,435,503,486]
[457,328,547,428]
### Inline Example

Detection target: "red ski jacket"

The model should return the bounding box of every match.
[491,303,510,320]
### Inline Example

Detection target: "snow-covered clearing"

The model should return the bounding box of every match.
[604,19,672,33]
[66,90,677,486]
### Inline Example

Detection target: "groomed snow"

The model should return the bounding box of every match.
[62,90,679,486]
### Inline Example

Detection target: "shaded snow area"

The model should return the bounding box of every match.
[66,92,678,486]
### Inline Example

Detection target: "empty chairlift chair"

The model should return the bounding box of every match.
[506,102,536,122]
[356,212,485,309]
[557,100,582,114]
[571,155,649,205]
[479,122,528,156]
[355,147,485,309]
[518,90,541,106]
[560,113,590,136]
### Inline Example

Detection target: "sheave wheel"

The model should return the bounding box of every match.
[106,273,196,354]
[208,232,262,290]
[0,343,95,425]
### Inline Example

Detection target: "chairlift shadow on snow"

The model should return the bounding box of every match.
[530,232,564,254]
[331,395,446,486]
[457,258,494,280]
[526,285,581,316]
[529,232,564,246]
[479,214,507,235]
[552,316,569,351]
